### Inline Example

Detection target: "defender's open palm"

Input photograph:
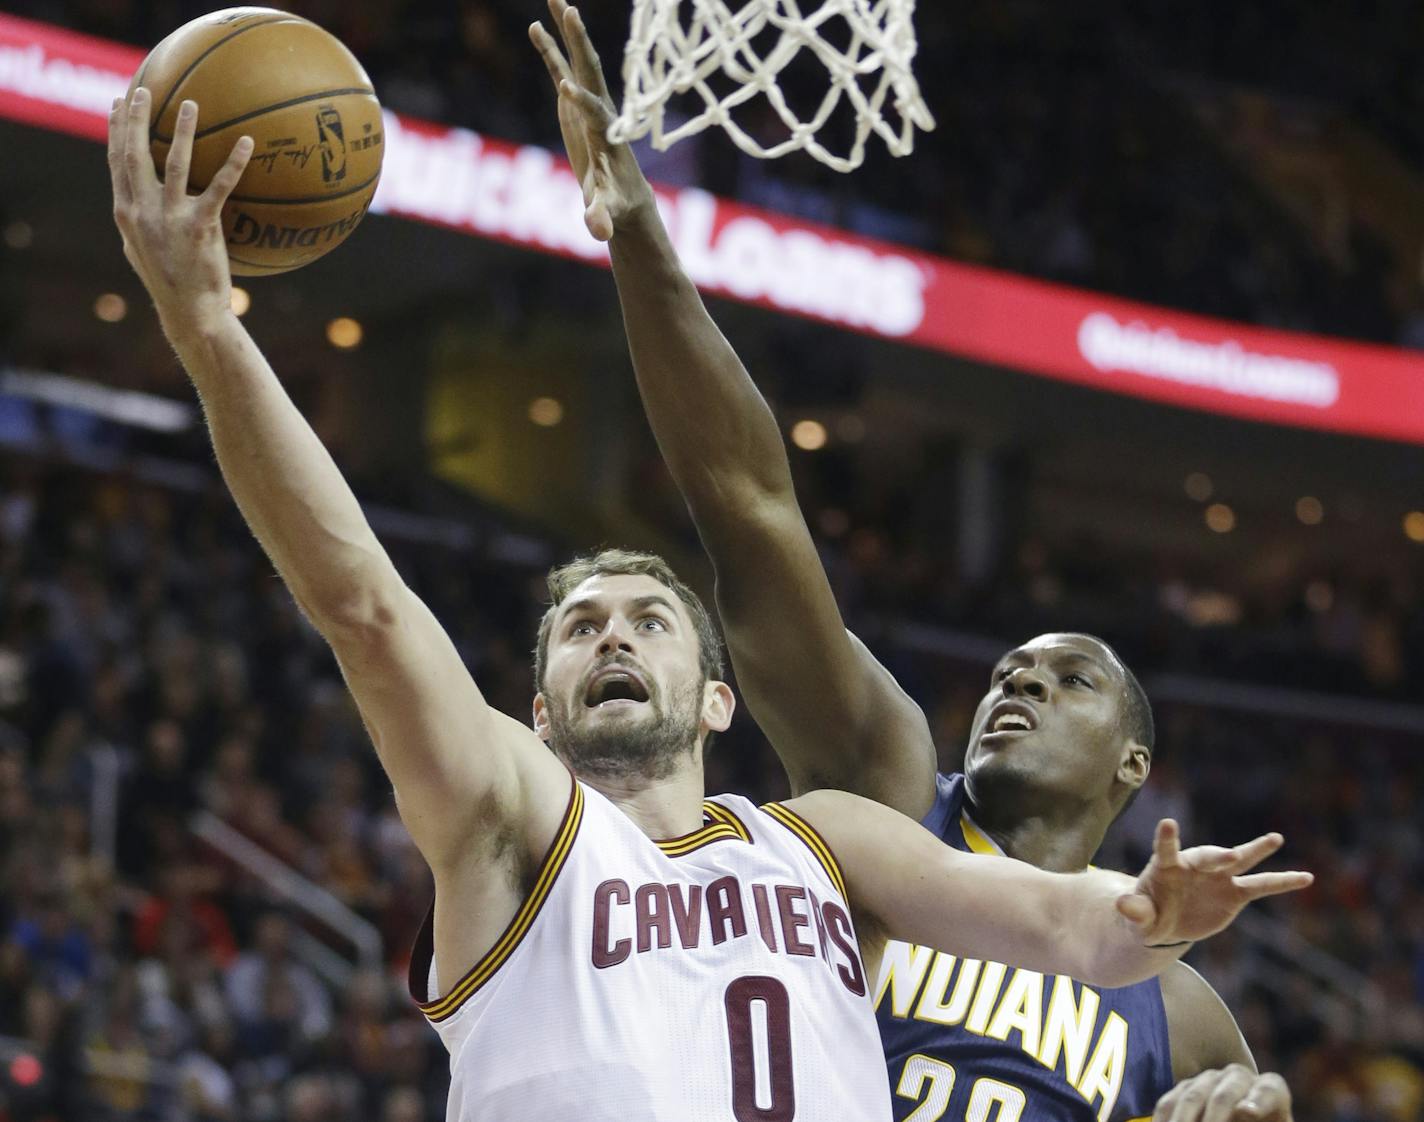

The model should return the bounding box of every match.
[530,0,653,241]
[1117,820,1312,945]
[108,88,252,335]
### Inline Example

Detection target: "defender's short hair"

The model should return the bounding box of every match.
[533,549,726,691]
[1120,663,1155,756]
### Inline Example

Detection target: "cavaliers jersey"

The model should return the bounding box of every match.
[409,779,892,1121]
[876,774,1173,1122]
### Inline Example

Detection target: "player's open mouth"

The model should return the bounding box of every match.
[584,667,651,708]
[981,700,1038,740]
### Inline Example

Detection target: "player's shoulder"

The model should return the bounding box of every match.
[920,771,967,839]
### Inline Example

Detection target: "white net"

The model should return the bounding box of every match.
[608,0,936,173]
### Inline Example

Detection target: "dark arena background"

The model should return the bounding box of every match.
[0,2,1422,1120]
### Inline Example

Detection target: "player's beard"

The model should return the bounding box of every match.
[548,675,705,782]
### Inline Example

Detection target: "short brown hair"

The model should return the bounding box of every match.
[533,549,726,691]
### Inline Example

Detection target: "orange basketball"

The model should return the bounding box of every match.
[131,7,384,276]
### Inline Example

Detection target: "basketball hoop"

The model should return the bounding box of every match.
[608,0,936,173]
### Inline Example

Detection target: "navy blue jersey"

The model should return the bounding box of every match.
[876,773,1173,1122]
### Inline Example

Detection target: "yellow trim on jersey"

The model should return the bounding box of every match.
[961,812,1099,870]
[419,782,585,1023]
[657,821,741,855]
[655,800,752,855]
[704,800,752,842]
[761,802,849,901]
[959,814,1003,857]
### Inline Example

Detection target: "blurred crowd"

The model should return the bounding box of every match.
[6,0,1418,343]
[0,457,1417,1121]
[0,2,1421,1119]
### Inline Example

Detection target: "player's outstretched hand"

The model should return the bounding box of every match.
[1152,1065,1292,1122]
[1116,820,1312,946]
[108,88,252,337]
[529,0,655,241]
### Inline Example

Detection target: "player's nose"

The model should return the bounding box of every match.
[1002,666,1048,701]
[596,618,636,656]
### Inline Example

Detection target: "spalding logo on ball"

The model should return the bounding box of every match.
[130,6,384,276]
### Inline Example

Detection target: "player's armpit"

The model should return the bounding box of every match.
[327,579,570,871]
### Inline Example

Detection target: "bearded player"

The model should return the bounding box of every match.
[108,29,1307,1122]
[532,3,1300,1120]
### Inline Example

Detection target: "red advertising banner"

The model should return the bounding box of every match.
[4,12,1423,443]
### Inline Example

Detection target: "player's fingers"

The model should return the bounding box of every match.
[1202,1065,1256,1122]
[1232,870,1313,901]
[1179,845,1238,874]
[546,0,572,49]
[562,5,614,102]
[164,100,198,203]
[123,87,159,202]
[1232,1073,1290,1120]
[1156,1073,1210,1122]
[108,97,133,210]
[560,78,614,129]
[1115,891,1156,932]
[1223,832,1284,874]
[1153,818,1182,869]
[585,195,613,242]
[529,21,574,90]
[197,135,254,218]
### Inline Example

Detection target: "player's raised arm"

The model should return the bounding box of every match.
[788,789,1313,989]
[528,2,936,816]
[106,90,568,871]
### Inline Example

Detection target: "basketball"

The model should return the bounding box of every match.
[130,7,384,276]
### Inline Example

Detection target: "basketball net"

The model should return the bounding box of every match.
[608,0,936,173]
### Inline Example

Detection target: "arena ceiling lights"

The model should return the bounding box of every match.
[4,12,1424,445]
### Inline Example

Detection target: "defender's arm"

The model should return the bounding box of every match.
[787,790,1312,990]
[531,1,936,817]
[108,91,568,872]
[1151,963,1294,1119]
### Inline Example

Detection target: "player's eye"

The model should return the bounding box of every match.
[1063,673,1092,688]
[570,621,597,636]
[993,668,1012,683]
[638,617,667,632]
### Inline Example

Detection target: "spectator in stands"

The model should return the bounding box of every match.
[224,911,332,1047]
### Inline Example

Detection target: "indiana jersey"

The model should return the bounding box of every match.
[875,773,1173,1122]
[409,779,892,1121]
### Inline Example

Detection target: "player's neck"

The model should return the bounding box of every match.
[582,763,709,840]
[967,796,1106,873]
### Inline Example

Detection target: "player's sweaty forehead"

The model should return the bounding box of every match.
[552,573,691,634]
[992,633,1122,682]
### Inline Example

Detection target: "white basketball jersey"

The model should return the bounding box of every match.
[408,780,892,1121]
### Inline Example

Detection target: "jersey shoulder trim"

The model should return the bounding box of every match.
[412,779,585,1023]
[760,801,848,901]
[655,800,752,856]
[958,812,1002,856]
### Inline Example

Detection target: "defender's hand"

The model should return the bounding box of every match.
[1153,1065,1292,1122]
[529,0,655,241]
[107,88,252,338]
[1116,820,1312,945]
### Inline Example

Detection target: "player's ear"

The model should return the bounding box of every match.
[532,692,552,741]
[701,680,735,734]
[1117,741,1150,790]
